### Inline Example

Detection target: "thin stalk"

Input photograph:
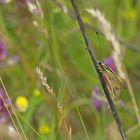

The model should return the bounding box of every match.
[84,23,140,54]
[70,0,127,140]
[0,77,27,140]
[76,106,90,140]
[125,69,140,126]
[36,68,72,140]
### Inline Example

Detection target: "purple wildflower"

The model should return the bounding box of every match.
[25,0,43,17]
[0,0,13,4]
[0,40,7,61]
[7,55,19,65]
[0,88,12,122]
[0,55,19,68]
[104,56,116,72]
[92,86,102,110]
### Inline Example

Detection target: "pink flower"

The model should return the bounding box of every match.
[0,88,12,122]
[92,86,102,110]
[0,40,7,61]
[104,56,116,72]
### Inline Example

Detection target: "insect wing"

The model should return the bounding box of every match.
[104,68,124,99]
[97,61,124,99]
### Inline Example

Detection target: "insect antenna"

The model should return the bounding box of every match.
[96,32,103,61]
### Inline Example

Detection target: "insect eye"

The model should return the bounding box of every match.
[106,66,110,70]
[98,61,103,66]
[97,61,101,65]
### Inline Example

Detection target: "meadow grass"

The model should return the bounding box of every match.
[0,0,140,140]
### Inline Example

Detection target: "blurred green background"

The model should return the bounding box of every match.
[0,0,140,140]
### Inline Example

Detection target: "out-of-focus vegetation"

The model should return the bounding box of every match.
[0,0,140,140]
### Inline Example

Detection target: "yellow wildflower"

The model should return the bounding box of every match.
[123,9,136,19]
[33,89,41,97]
[16,96,28,112]
[39,124,50,134]
[128,9,136,19]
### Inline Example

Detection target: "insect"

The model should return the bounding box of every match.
[97,61,125,100]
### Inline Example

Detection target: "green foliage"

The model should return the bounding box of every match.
[0,0,140,139]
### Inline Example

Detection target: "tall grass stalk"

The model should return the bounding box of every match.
[70,0,127,139]
[36,67,72,140]
[0,77,27,140]
[87,8,140,127]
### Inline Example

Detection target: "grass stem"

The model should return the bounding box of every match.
[70,0,127,139]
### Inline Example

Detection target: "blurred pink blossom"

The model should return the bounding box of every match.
[104,55,116,72]
[92,86,102,110]
[0,88,12,122]
[0,40,7,61]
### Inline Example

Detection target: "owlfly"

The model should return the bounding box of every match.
[97,61,125,99]
[96,33,125,100]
